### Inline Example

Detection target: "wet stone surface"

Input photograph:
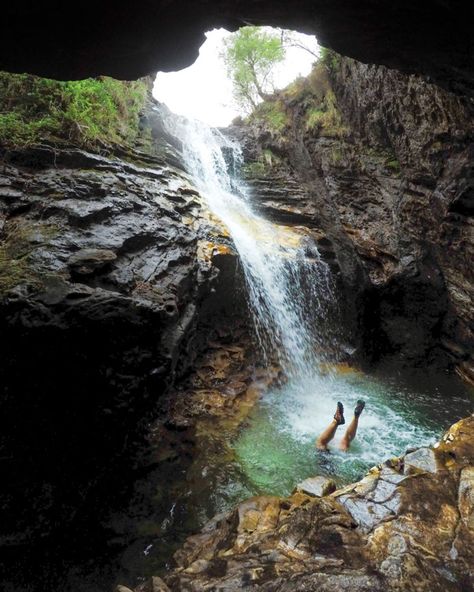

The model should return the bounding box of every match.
[129,415,474,592]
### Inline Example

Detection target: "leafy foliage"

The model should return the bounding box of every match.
[305,89,348,137]
[222,27,285,112]
[242,148,280,179]
[386,158,400,172]
[0,219,58,294]
[0,72,149,148]
[253,101,288,132]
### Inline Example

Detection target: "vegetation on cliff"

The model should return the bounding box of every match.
[247,50,346,135]
[239,48,349,179]
[0,73,149,149]
[240,47,405,181]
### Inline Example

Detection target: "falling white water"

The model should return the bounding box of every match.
[167,115,338,378]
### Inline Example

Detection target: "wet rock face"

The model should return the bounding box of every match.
[1,2,473,99]
[232,58,474,374]
[150,415,474,592]
[0,118,241,552]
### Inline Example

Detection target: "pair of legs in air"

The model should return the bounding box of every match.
[316,400,365,451]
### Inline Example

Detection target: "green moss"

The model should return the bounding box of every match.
[305,108,325,131]
[0,72,149,149]
[251,101,288,133]
[329,147,344,164]
[262,148,279,166]
[242,161,267,178]
[0,220,58,294]
[304,90,348,137]
[386,158,400,172]
[364,146,401,174]
[242,149,280,179]
[320,47,342,72]
[282,76,308,100]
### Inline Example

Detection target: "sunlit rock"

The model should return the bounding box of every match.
[294,476,336,497]
[404,447,439,474]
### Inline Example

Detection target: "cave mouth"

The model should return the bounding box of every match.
[1,1,472,97]
[153,27,321,126]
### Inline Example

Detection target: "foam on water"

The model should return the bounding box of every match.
[234,367,473,492]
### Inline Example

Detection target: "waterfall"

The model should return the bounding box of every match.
[167,115,338,379]
[156,111,474,519]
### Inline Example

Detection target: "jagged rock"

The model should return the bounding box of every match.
[158,416,474,591]
[0,107,243,558]
[68,248,117,274]
[295,476,336,497]
[230,56,474,373]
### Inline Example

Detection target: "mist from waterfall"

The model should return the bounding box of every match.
[167,115,338,379]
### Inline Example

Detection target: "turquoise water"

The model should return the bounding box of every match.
[233,366,474,494]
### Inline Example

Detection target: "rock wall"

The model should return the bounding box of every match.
[0,102,242,562]
[2,1,473,99]
[230,57,474,378]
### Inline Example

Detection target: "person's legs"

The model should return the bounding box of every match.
[339,416,359,451]
[339,400,365,451]
[316,402,345,451]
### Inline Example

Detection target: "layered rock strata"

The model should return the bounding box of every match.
[231,57,474,377]
[0,110,242,557]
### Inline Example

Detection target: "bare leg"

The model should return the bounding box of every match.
[339,416,359,451]
[316,419,339,451]
[316,402,345,451]
[339,400,365,451]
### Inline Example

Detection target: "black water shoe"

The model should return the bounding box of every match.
[334,401,345,425]
[354,400,366,417]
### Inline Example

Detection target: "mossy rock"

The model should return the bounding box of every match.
[0,219,58,295]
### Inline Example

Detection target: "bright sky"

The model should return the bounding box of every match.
[153,28,320,127]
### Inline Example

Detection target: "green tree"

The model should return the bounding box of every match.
[222,27,285,112]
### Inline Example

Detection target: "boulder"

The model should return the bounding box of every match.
[404,447,439,474]
[295,475,336,497]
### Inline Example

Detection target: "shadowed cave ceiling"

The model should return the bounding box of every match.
[2,1,473,96]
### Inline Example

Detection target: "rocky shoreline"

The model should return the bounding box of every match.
[123,414,474,592]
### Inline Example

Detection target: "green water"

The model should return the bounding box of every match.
[234,366,474,494]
